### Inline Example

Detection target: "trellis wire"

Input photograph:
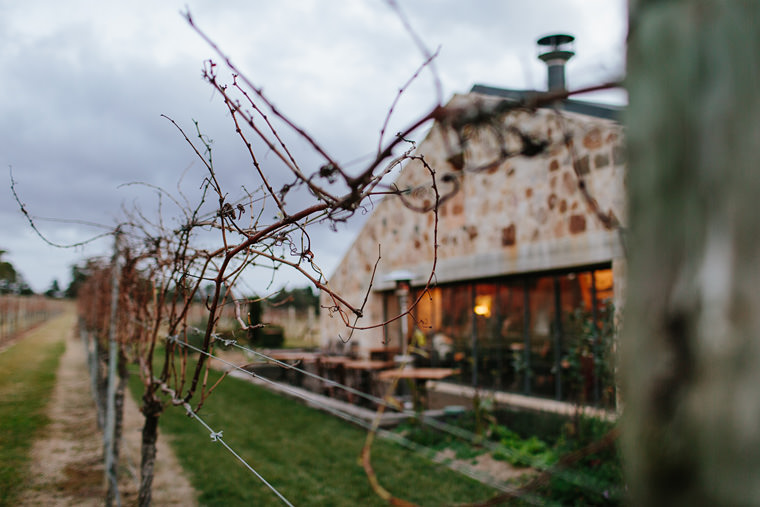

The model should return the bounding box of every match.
[167,335,542,501]
[227,369,547,504]
[228,338,619,496]
[169,335,622,499]
[184,402,294,506]
[188,326,382,405]
[154,376,294,506]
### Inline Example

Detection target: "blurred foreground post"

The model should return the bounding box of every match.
[624,1,760,504]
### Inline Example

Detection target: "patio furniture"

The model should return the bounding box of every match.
[345,359,395,402]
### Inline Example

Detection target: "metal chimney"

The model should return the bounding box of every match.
[537,34,575,92]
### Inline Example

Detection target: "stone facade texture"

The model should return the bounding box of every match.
[320,92,626,356]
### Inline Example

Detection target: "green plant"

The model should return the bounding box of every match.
[472,392,496,440]
[511,346,532,386]
[490,425,557,468]
[562,301,617,407]
[266,287,319,313]
[542,442,623,505]
[490,408,567,445]
[394,407,623,504]
[537,415,623,505]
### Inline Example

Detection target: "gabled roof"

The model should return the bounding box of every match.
[470,84,624,122]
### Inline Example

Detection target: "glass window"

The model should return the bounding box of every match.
[526,276,557,398]
[592,268,616,408]
[559,272,593,402]
[494,281,527,391]
[441,283,473,381]
[473,283,497,386]
[407,287,441,365]
[383,264,615,405]
[410,287,441,335]
[383,291,402,351]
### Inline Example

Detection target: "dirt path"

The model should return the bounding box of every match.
[18,313,197,506]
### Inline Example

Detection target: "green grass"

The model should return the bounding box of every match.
[0,321,66,506]
[129,368,496,506]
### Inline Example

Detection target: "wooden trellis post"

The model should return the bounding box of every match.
[624,1,760,503]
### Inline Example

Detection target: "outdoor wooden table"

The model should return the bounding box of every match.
[345,359,395,371]
[378,368,459,411]
[319,355,351,366]
[345,360,395,401]
[377,367,458,381]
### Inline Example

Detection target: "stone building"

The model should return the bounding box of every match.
[320,35,625,406]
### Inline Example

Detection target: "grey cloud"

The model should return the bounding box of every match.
[1,0,627,292]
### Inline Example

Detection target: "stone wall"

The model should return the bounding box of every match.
[321,92,626,356]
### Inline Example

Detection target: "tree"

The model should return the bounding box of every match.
[17,282,33,296]
[44,279,61,299]
[623,1,760,504]
[0,250,18,294]
[268,286,319,312]
[65,262,92,299]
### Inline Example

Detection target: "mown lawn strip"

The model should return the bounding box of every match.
[0,314,69,506]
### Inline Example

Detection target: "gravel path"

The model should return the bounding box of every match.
[18,313,197,505]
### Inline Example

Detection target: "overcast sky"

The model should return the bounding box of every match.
[1,0,627,293]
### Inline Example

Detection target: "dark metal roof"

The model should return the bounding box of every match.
[470,84,624,122]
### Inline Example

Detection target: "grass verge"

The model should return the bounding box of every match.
[129,367,496,506]
[0,316,67,506]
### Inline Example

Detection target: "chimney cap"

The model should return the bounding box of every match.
[537,34,575,48]
[537,33,575,63]
[537,33,575,92]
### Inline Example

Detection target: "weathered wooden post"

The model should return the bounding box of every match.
[623,1,760,503]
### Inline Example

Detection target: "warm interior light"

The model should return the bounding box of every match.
[473,295,492,318]
[595,269,614,292]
